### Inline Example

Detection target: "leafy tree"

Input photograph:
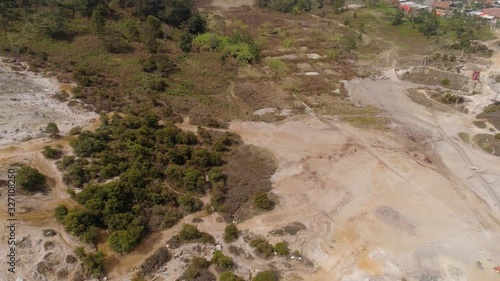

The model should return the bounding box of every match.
[252,271,278,281]
[253,192,271,210]
[179,28,193,52]
[417,11,439,37]
[224,224,239,243]
[183,167,205,192]
[91,9,105,34]
[273,241,289,255]
[54,205,69,223]
[63,210,98,236]
[211,250,234,270]
[186,12,207,34]
[46,122,60,138]
[178,192,203,213]
[163,0,194,27]
[108,226,144,253]
[82,226,100,244]
[17,166,46,192]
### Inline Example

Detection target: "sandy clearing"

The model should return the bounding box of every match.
[229,115,500,281]
[0,57,97,145]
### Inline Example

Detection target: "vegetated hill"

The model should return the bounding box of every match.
[0,0,260,127]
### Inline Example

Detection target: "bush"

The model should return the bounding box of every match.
[81,251,106,278]
[45,122,60,138]
[252,271,278,281]
[180,257,215,281]
[273,241,289,255]
[54,205,69,223]
[42,145,63,159]
[441,78,450,86]
[177,224,215,244]
[211,250,234,270]
[17,166,46,192]
[192,32,260,64]
[220,271,245,281]
[224,224,239,243]
[253,192,271,210]
[249,238,274,258]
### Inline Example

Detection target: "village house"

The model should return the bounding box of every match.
[432,1,455,16]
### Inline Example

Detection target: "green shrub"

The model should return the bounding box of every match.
[54,205,69,223]
[249,238,274,258]
[253,192,271,210]
[211,250,234,270]
[220,271,245,281]
[192,32,260,63]
[252,271,278,281]
[45,122,60,138]
[17,166,46,193]
[42,145,63,159]
[441,78,450,86]
[224,224,239,243]
[273,241,289,255]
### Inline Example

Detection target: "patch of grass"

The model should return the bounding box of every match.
[458,132,470,144]
[264,58,288,76]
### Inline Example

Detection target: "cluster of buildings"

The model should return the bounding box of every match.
[398,0,500,26]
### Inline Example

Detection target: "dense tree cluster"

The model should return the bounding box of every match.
[55,114,232,252]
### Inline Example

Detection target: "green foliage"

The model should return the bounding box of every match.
[265,58,288,75]
[91,9,105,34]
[220,271,245,281]
[54,205,69,223]
[179,223,202,240]
[178,224,215,244]
[273,241,289,255]
[441,78,450,86]
[70,131,106,157]
[109,226,144,253]
[178,192,203,212]
[179,29,193,52]
[252,271,278,281]
[224,224,239,243]
[17,166,46,193]
[82,251,106,278]
[253,192,271,210]
[46,122,60,138]
[180,256,215,281]
[211,250,234,270]
[42,145,63,159]
[391,9,404,26]
[249,238,274,258]
[255,0,323,13]
[192,32,260,63]
[415,11,439,37]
